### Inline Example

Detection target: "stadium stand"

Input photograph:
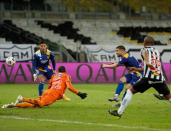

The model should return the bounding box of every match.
[33,20,126,46]
[12,19,81,52]
[117,21,171,45]
[1,19,171,59]
[36,20,96,45]
[3,19,171,47]
[0,19,79,61]
[63,0,114,13]
[72,20,125,45]
[0,38,12,44]
[123,0,171,14]
[0,0,51,11]
[0,20,46,45]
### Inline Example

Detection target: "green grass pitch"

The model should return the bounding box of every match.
[0,84,171,131]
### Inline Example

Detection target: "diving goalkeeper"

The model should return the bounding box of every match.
[2,66,87,108]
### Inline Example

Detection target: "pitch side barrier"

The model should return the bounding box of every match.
[85,45,171,63]
[0,62,171,83]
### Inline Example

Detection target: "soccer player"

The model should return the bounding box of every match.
[102,45,142,102]
[32,41,56,96]
[2,66,87,108]
[109,36,171,118]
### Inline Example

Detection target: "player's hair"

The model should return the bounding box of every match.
[39,41,46,45]
[58,66,66,72]
[144,36,154,46]
[116,45,126,50]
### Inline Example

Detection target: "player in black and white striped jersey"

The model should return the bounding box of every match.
[141,43,166,100]
[140,46,165,81]
[108,36,171,117]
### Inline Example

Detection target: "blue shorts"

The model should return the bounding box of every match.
[125,73,140,85]
[38,67,54,80]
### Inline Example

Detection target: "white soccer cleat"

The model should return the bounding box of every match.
[1,102,15,108]
[1,104,8,109]
[15,95,23,104]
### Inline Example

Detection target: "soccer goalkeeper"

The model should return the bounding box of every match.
[2,66,87,108]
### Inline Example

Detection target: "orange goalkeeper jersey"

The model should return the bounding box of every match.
[48,73,79,95]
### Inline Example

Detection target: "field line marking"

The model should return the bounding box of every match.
[0,115,170,131]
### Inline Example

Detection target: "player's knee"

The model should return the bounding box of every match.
[120,77,126,83]
[126,84,132,89]
[38,75,46,82]
[164,94,171,100]
[129,87,137,94]
[37,101,46,107]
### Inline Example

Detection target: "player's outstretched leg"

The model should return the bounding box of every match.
[1,95,36,108]
[15,95,23,104]
[1,102,16,108]
[108,82,124,102]
[108,89,133,117]
[15,103,35,108]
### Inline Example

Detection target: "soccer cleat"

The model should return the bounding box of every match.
[112,103,121,108]
[108,97,119,102]
[153,94,165,100]
[108,109,122,118]
[1,102,15,108]
[15,95,23,104]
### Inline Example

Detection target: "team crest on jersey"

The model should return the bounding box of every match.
[41,60,48,64]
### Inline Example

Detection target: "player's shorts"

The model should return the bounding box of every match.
[125,73,140,85]
[133,78,170,96]
[38,68,54,80]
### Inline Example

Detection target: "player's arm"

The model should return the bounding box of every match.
[50,52,56,72]
[66,76,87,99]
[129,67,143,72]
[66,81,79,94]
[102,57,127,68]
[102,62,118,68]
[32,54,38,73]
[32,54,39,81]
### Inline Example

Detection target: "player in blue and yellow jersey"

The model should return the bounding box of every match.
[32,42,56,96]
[102,45,142,102]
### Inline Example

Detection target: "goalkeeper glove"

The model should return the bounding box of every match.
[77,92,87,99]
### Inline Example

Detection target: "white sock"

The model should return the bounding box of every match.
[114,94,119,97]
[160,94,163,97]
[117,89,133,115]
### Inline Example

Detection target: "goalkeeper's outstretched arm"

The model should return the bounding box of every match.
[66,79,87,99]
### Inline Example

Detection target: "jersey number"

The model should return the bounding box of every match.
[51,79,62,89]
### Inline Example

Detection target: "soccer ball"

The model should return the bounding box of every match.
[5,56,16,66]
